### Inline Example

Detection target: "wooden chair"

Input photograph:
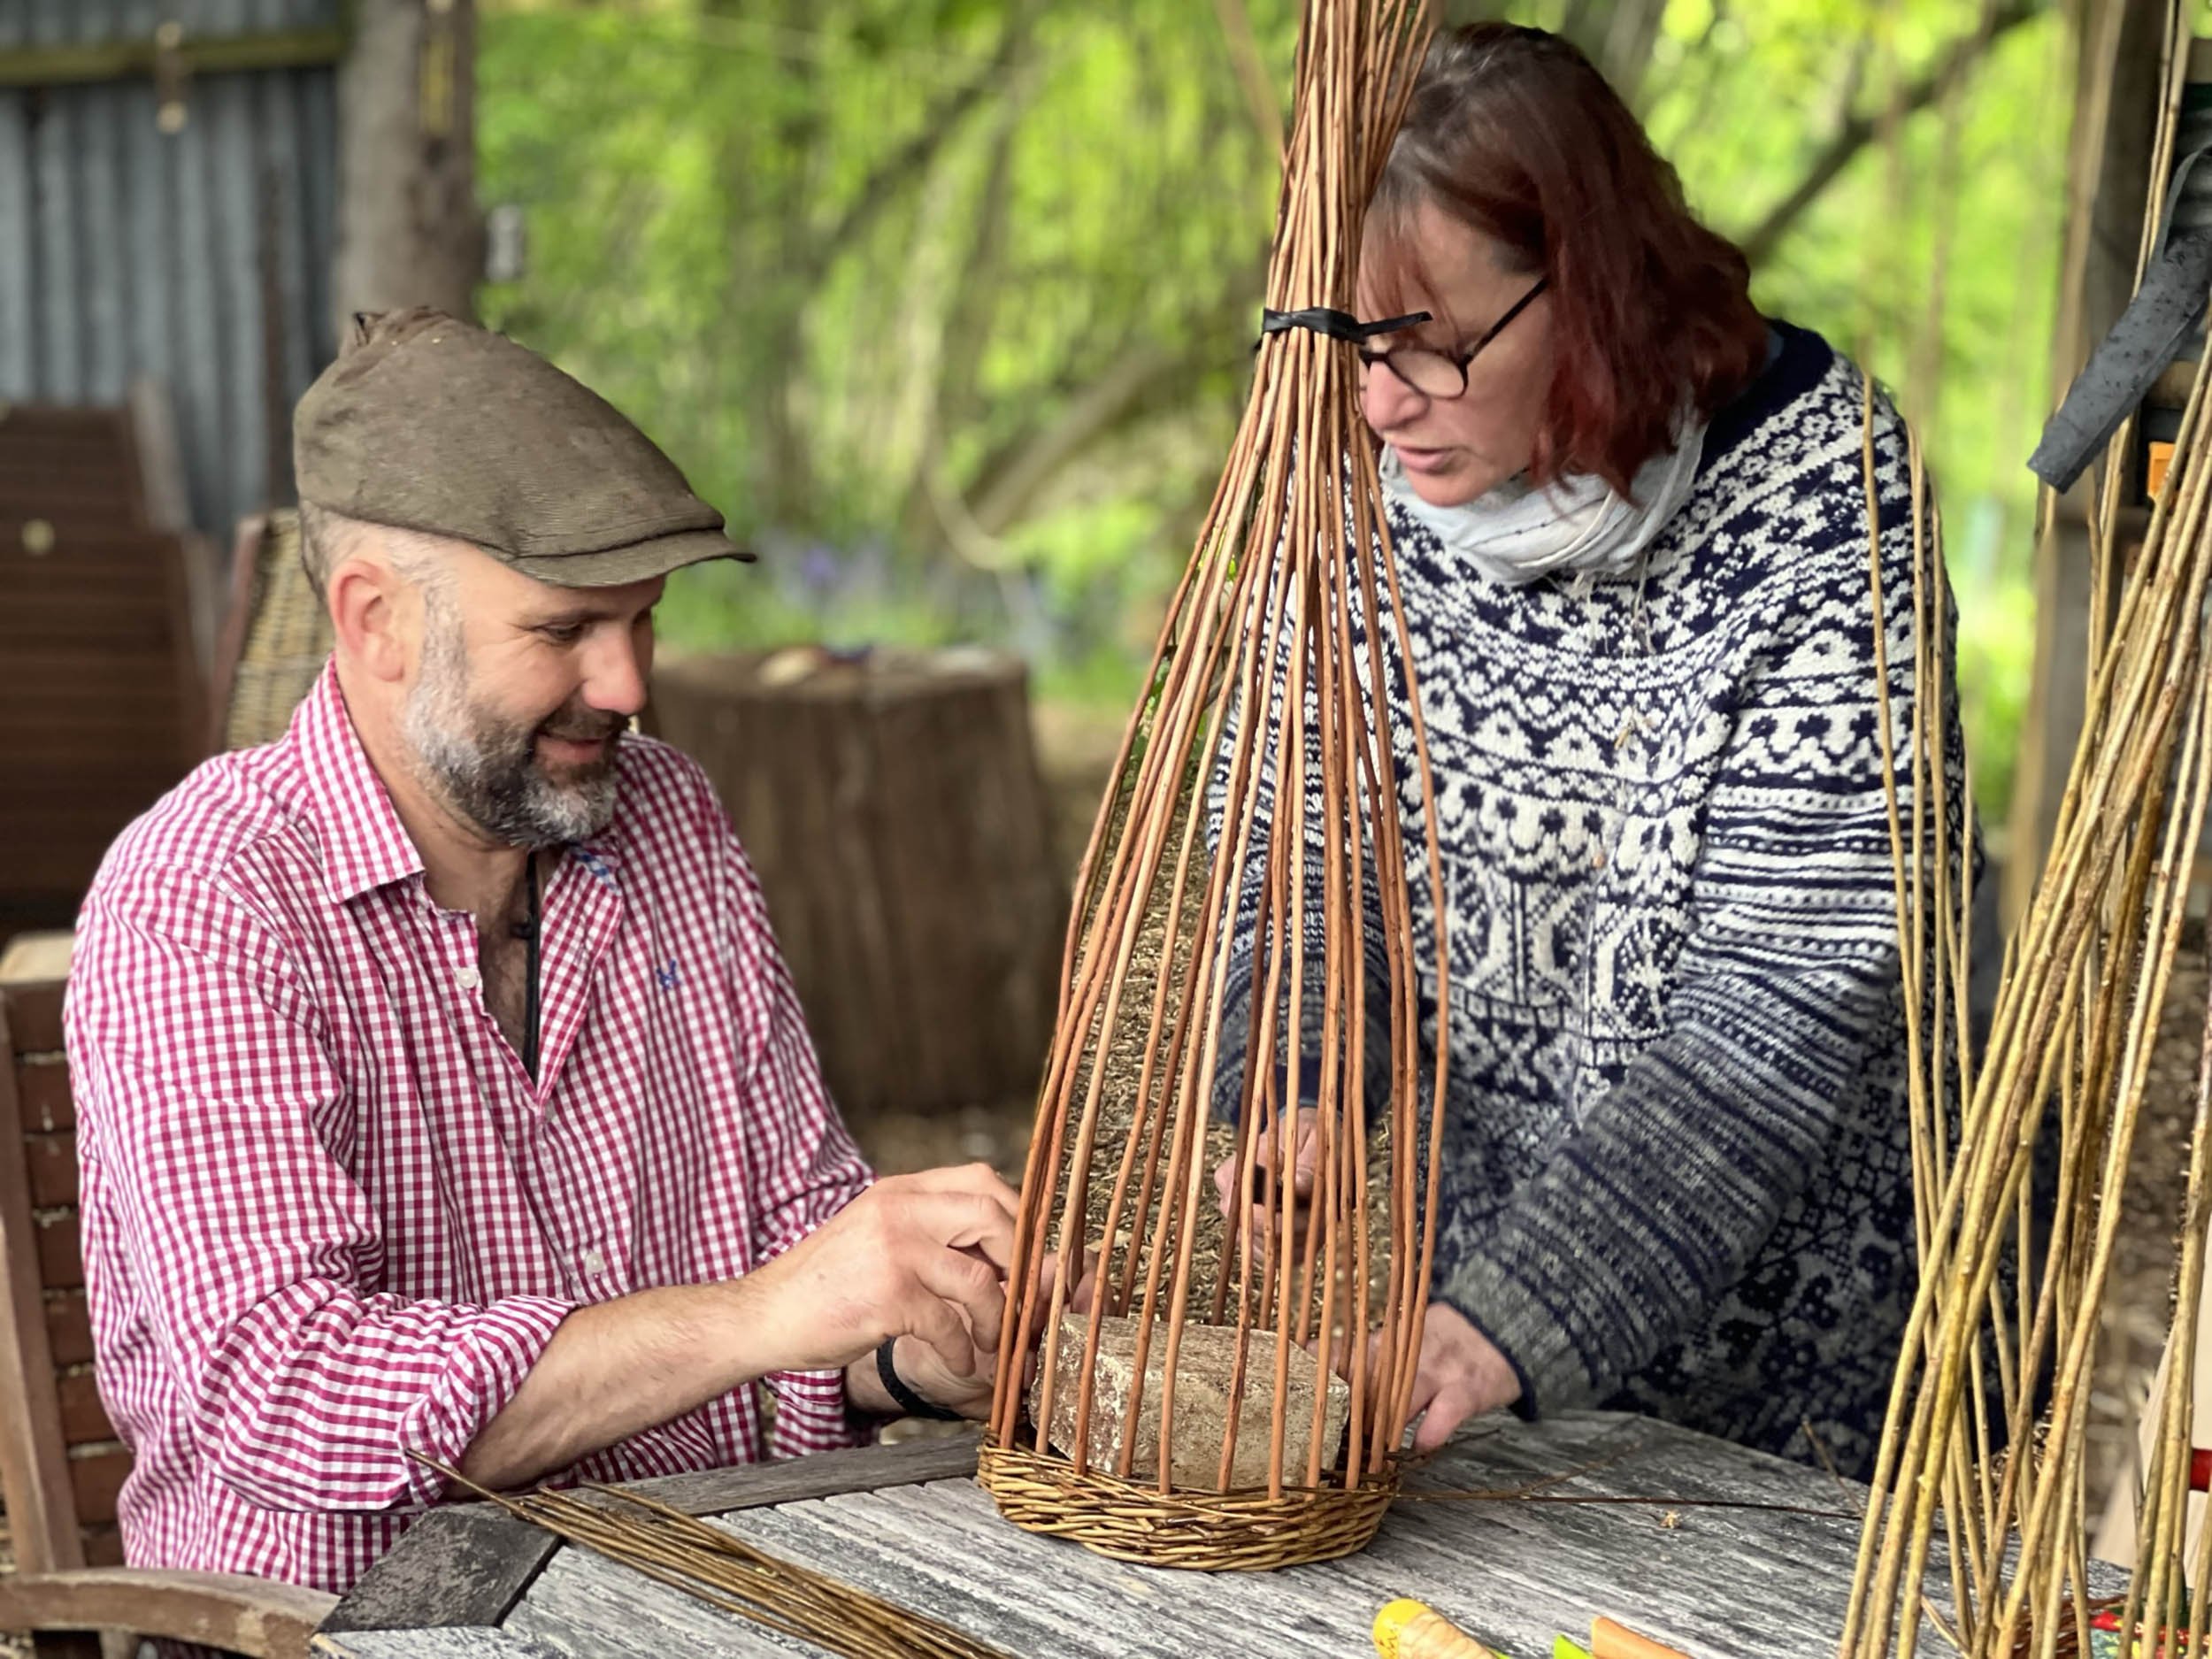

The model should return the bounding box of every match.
[0,933,334,1656]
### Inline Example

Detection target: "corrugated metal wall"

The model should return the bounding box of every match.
[0,0,341,540]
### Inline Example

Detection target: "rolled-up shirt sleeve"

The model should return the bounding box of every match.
[70,862,577,1512]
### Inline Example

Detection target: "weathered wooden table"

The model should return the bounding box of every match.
[310,1413,1908,1658]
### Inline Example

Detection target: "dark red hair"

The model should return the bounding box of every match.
[1367,24,1768,497]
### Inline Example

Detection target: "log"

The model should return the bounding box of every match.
[649,647,1064,1119]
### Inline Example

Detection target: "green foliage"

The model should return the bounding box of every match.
[478,0,2073,820]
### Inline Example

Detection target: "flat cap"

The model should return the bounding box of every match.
[293,308,752,586]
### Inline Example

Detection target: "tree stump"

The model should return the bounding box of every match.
[649,647,1065,1120]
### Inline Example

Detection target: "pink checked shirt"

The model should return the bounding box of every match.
[64,664,874,1593]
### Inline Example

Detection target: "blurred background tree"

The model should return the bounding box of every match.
[477,0,2066,823]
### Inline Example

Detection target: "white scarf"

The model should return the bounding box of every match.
[1380,419,1706,588]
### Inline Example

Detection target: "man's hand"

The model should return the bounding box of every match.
[758,1162,1019,1384]
[855,1333,995,1420]
[842,1204,1107,1422]
[1404,1302,1521,1452]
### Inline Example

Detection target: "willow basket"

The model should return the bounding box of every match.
[978,1444,1399,1571]
[982,0,1447,1572]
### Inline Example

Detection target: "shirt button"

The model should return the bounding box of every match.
[456,965,482,991]
[582,1248,606,1276]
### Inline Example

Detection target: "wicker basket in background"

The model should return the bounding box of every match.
[213,509,334,753]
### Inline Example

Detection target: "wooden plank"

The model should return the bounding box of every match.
[504,1548,823,1659]
[853,1481,1185,1647]
[608,1430,980,1518]
[0,1567,334,1655]
[0,27,350,88]
[66,1445,128,1526]
[25,1133,75,1209]
[55,1369,109,1446]
[43,1290,92,1366]
[16,1061,73,1132]
[0,999,81,1573]
[0,937,73,984]
[0,979,66,1056]
[125,380,192,539]
[81,1525,122,1568]
[320,1505,560,1637]
[314,1632,574,1659]
[35,1210,81,1290]
[0,768,182,808]
[330,1438,981,1634]
[717,1476,1333,1656]
[728,1497,1102,1656]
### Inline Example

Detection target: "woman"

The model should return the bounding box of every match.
[1216,22,1953,1481]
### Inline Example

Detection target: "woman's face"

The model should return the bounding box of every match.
[1356,199,1553,508]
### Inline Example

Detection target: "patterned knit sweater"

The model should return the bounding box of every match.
[1217,322,1955,1478]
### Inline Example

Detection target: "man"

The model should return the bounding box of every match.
[64,310,1018,1594]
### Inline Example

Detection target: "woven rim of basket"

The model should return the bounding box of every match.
[975,1441,1397,1571]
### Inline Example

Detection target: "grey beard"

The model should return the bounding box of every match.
[401,618,622,851]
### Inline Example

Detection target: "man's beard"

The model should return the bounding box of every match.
[401,609,626,851]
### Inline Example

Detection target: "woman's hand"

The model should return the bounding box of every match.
[1406,1301,1521,1452]
[1212,1107,1323,1249]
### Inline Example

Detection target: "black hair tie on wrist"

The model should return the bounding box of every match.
[875,1336,964,1422]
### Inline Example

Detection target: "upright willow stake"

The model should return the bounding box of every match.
[979,0,1448,1574]
[1840,227,2212,1657]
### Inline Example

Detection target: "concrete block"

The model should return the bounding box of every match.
[1031,1312,1351,1490]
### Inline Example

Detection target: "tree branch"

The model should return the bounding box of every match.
[967,342,1192,535]
[960,272,1265,538]
[802,4,1035,278]
[1737,0,2042,267]
[897,62,1036,550]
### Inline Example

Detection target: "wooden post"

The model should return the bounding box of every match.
[2003,0,2171,926]
[649,648,1065,1121]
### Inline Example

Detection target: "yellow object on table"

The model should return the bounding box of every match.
[1373,1599,1494,1659]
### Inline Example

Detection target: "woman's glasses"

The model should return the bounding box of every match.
[1355,276,1549,400]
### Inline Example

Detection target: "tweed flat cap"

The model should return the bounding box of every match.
[293,308,752,586]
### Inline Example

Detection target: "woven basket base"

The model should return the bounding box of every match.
[976,1441,1396,1571]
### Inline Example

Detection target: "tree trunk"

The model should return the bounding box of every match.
[332,0,483,330]
[650,649,1066,1120]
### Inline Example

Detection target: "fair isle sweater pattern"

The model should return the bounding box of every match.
[1213,323,1959,1478]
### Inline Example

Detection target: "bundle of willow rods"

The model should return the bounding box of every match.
[423,1459,1010,1659]
[1839,342,2212,1655]
[982,0,1446,1566]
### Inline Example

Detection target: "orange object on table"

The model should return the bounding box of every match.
[1591,1617,1690,1659]
[1372,1599,1494,1659]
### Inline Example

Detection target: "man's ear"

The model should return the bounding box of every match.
[327,551,411,685]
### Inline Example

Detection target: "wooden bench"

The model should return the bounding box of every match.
[0,933,334,1656]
